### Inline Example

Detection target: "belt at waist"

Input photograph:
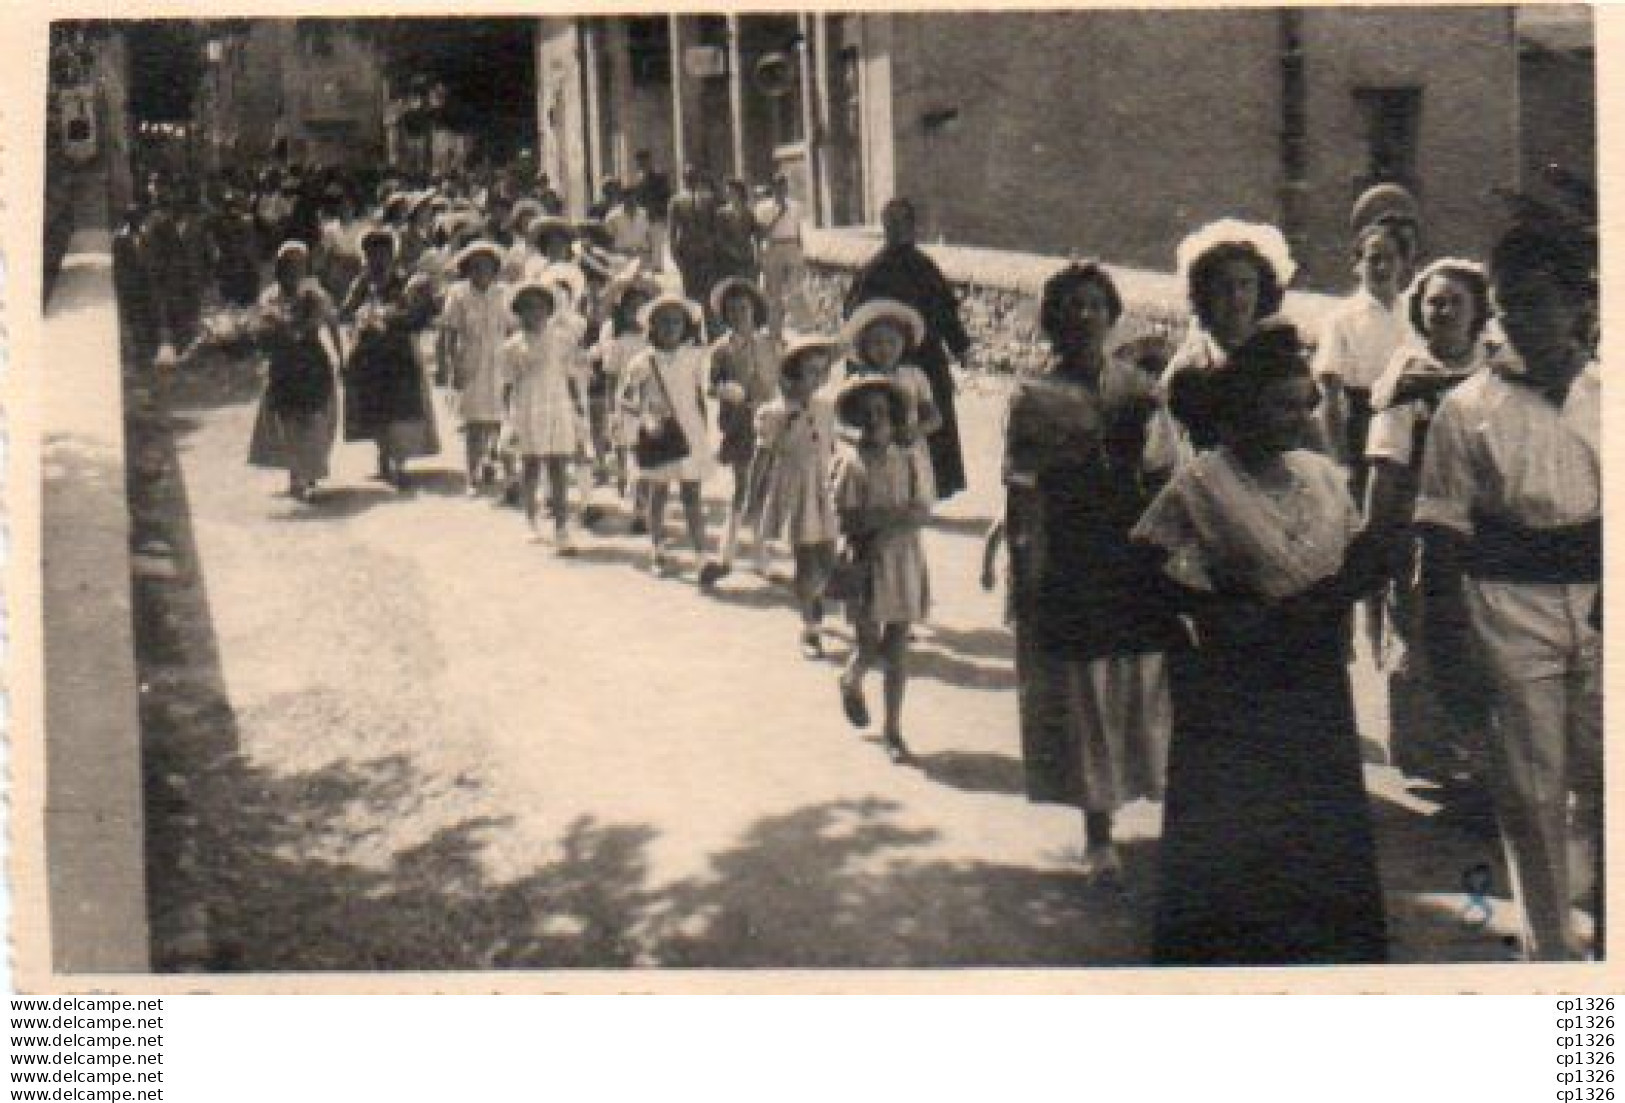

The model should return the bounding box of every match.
[1464,513,1601,584]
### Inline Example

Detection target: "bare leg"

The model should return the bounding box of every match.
[521,456,543,533]
[646,481,670,566]
[879,623,911,760]
[547,457,576,552]
[679,480,709,564]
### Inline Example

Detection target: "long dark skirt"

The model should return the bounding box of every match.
[343,332,440,458]
[1153,608,1387,965]
[917,343,967,499]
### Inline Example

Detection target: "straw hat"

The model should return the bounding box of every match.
[834,372,908,429]
[454,240,503,274]
[509,198,545,227]
[841,298,926,350]
[709,277,770,325]
[604,272,662,315]
[529,215,576,247]
[779,334,844,380]
[1174,218,1297,288]
[509,279,558,317]
[637,291,704,332]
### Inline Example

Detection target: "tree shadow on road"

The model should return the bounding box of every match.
[647,797,1153,967]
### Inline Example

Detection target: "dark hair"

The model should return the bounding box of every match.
[1408,263,1493,344]
[1039,261,1124,342]
[1188,243,1284,332]
[1210,322,1310,433]
[1490,216,1596,302]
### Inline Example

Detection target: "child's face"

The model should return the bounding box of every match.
[649,306,688,350]
[782,352,830,402]
[858,321,907,369]
[517,295,553,331]
[469,256,498,290]
[723,291,756,333]
[856,391,895,447]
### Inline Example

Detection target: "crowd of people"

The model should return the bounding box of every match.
[109,147,1600,966]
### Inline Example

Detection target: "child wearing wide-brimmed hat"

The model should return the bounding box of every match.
[618,292,718,580]
[596,272,661,506]
[831,372,936,764]
[501,280,592,554]
[438,240,512,493]
[700,277,784,587]
[841,299,942,470]
[748,335,844,657]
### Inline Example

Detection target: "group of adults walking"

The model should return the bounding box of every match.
[1000,178,1599,965]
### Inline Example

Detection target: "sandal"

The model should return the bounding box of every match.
[882,732,912,765]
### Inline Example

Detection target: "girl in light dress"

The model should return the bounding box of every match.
[702,278,784,587]
[839,299,942,464]
[832,374,936,764]
[619,294,718,581]
[501,281,592,554]
[594,275,660,504]
[437,241,511,494]
[748,336,843,658]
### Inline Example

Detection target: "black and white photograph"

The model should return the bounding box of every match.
[28,5,1605,984]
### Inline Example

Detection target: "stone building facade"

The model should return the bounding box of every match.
[536,9,1586,292]
[195,19,387,172]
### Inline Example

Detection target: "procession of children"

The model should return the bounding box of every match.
[200,161,1602,968]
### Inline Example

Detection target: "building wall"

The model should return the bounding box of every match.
[877,8,1518,291]
[1297,6,1517,291]
[1519,48,1595,189]
[884,10,1281,276]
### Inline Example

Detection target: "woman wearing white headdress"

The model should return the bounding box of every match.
[1145,219,1298,478]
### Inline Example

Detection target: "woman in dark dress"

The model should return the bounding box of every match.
[1008,262,1179,879]
[1133,322,1390,965]
[247,242,340,501]
[341,228,440,490]
[844,198,972,499]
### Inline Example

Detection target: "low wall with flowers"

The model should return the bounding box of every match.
[803,228,1338,378]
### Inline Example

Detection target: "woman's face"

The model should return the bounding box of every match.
[723,291,756,334]
[1240,374,1319,455]
[1052,279,1116,355]
[1419,273,1477,357]
[1356,230,1405,297]
[1207,257,1263,344]
[650,306,689,350]
[858,321,907,370]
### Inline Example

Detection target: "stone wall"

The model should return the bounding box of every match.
[803,228,1337,379]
